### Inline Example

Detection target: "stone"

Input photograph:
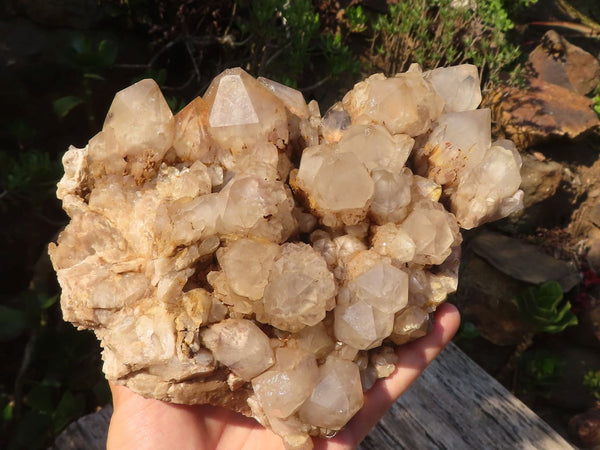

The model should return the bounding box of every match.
[370,346,399,378]
[451,139,524,229]
[569,407,600,449]
[453,253,532,346]
[496,77,600,149]
[201,319,275,381]
[348,262,409,314]
[519,153,563,208]
[471,230,582,292]
[48,65,524,449]
[528,30,600,96]
[419,109,492,187]
[204,68,288,152]
[588,238,600,276]
[172,97,214,163]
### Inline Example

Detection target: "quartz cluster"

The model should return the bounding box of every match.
[49,64,523,448]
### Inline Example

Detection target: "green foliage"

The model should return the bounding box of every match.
[369,0,537,84]
[518,349,565,398]
[592,83,600,117]
[513,281,578,333]
[66,36,118,72]
[0,291,57,342]
[235,0,358,86]
[52,35,119,128]
[0,149,62,197]
[583,369,600,399]
[346,5,368,33]
[454,320,480,342]
[0,288,109,449]
[52,96,85,119]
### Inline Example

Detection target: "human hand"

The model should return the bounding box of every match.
[107,302,460,450]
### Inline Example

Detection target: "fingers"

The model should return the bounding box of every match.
[383,302,461,398]
[328,302,460,447]
[109,382,132,408]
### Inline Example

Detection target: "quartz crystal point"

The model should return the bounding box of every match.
[298,356,364,430]
[423,64,482,112]
[49,64,523,449]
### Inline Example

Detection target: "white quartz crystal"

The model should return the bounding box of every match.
[424,64,482,112]
[342,72,444,136]
[252,347,319,419]
[336,124,414,173]
[298,356,364,430]
[293,145,374,227]
[49,64,522,449]
[201,319,274,381]
[260,243,337,331]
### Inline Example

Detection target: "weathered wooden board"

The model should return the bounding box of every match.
[52,343,575,449]
[51,404,112,450]
[359,342,574,450]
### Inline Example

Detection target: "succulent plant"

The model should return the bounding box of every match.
[513,281,578,333]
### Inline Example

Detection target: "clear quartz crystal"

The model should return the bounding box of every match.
[423,64,482,112]
[336,124,414,173]
[49,64,523,450]
[217,238,281,300]
[298,356,364,430]
[201,319,274,381]
[252,347,319,419]
[342,72,444,136]
[260,243,337,331]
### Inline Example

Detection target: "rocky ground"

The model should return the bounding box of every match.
[453,26,600,447]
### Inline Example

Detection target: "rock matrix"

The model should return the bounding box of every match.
[49,64,523,448]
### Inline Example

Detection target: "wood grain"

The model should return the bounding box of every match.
[51,343,575,449]
[359,342,574,450]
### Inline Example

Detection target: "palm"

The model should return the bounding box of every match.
[108,303,460,450]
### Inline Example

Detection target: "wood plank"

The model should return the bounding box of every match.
[51,404,112,450]
[359,342,574,450]
[52,343,574,449]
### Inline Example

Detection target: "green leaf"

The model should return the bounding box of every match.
[2,401,13,421]
[70,35,91,56]
[53,96,84,119]
[0,305,29,341]
[97,39,118,68]
[513,281,577,333]
[53,391,85,433]
[24,384,55,414]
[536,281,563,307]
[83,72,105,81]
[39,294,58,310]
[456,321,480,340]
[16,410,52,448]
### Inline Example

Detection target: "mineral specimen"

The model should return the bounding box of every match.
[49,64,523,448]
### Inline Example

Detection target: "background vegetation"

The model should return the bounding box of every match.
[1,0,598,448]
